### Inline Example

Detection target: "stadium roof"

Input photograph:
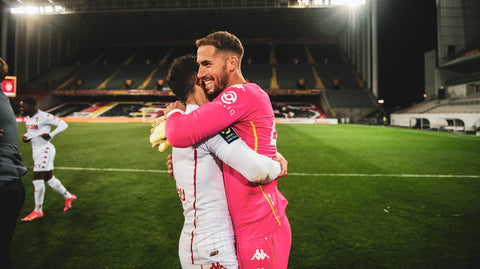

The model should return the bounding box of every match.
[3,0,356,44]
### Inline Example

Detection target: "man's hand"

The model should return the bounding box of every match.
[166,154,174,178]
[164,101,186,116]
[150,116,170,152]
[22,136,31,143]
[40,133,51,141]
[274,152,288,178]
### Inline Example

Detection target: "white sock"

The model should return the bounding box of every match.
[33,180,45,213]
[47,176,71,199]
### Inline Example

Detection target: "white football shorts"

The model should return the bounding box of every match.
[32,144,56,172]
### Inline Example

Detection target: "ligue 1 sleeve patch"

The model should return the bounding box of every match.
[219,127,239,144]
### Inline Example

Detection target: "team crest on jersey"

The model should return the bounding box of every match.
[26,124,38,130]
[219,127,239,144]
[250,249,270,260]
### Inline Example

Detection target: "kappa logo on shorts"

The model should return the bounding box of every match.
[218,127,239,144]
[209,262,226,269]
[250,249,270,260]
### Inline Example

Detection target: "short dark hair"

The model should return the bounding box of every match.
[166,55,198,103]
[0,57,8,82]
[22,98,37,106]
[195,31,244,61]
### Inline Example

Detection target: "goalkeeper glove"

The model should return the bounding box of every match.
[149,116,170,152]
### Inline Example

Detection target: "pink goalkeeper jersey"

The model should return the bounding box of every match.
[166,83,288,241]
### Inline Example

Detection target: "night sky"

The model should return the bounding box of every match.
[376,0,437,111]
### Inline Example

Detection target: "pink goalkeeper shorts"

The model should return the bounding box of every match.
[236,217,291,269]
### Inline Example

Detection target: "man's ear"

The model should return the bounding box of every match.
[228,56,239,72]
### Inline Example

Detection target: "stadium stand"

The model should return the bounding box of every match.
[74,102,111,118]
[101,47,140,65]
[69,47,109,66]
[326,89,375,108]
[391,94,480,133]
[98,103,146,117]
[77,65,120,90]
[273,102,327,119]
[128,47,167,65]
[243,64,273,90]
[165,46,197,64]
[243,44,271,64]
[48,103,92,117]
[105,65,156,90]
[44,100,326,120]
[308,44,345,64]
[315,63,361,90]
[276,64,317,90]
[274,44,308,64]
[429,104,480,113]
[27,67,77,90]
[16,42,379,123]
[395,95,480,114]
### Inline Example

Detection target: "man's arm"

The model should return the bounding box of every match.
[47,116,68,138]
[165,86,247,148]
[205,127,285,184]
[165,149,287,181]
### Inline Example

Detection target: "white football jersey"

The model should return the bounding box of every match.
[173,104,281,267]
[24,110,68,149]
[174,104,237,266]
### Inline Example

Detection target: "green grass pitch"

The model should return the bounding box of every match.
[11,123,480,268]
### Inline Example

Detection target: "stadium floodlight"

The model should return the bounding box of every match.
[297,0,309,7]
[331,0,366,7]
[297,0,365,8]
[297,0,329,7]
[378,99,384,104]
[10,5,66,15]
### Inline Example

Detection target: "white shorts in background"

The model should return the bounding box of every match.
[32,144,56,172]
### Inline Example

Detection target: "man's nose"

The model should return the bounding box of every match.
[197,66,206,78]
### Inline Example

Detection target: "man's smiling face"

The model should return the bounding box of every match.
[196,45,230,100]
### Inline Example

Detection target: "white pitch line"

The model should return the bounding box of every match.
[55,166,169,173]
[288,172,480,178]
[54,166,480,178]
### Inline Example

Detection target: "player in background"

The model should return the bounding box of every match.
[164,54,287,269]
[165,31,291,269]
[0,57,26,269]
[20,98,76,222]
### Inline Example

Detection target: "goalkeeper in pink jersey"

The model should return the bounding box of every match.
[165,31,291,269]
[166,55,288,269]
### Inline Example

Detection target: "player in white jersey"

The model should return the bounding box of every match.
[20,98,77,222]
[166,55,286,269]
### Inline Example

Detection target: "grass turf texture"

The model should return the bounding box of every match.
[12,123,480,268]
